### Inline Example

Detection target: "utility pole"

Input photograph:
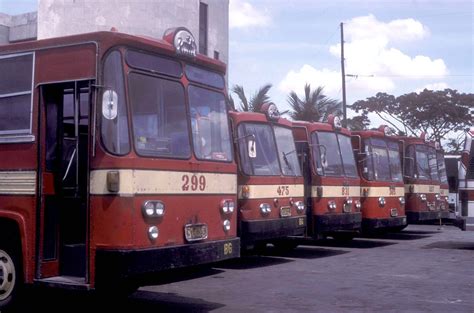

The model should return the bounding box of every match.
[340,22,347,127]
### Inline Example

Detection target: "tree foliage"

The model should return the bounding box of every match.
[231,84,272,112]
[346,113,370,131]
[351,89,474,144]
[287,84,341,122]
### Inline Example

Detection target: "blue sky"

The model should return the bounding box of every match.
[228,0,473,117]
[1,0,473,125]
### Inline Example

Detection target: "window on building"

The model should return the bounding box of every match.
[199,2,208,55]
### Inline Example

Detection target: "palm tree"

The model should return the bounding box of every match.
[231,84,272,112]
[288,84,342,122]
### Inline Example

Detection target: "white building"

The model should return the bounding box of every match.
[1,0,229,65]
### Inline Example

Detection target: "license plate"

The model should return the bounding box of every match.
[280,206,291,217]
[390,208,398,217]
[184,223,208,242]
[343,203,351,213]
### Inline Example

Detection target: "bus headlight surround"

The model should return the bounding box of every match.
[223,219,231,232]
[142,200,165,218]
[294,201,305,213]
[378,197,386,207]
[419,194,427,202]
[221,199,235,214]
[399,197,405,205]
[260,203,272,215]
[148,226,159,241]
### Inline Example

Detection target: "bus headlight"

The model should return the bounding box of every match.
[435,194,440,201]
[148,226,159,241]
[328,201,337,211]
[399,197,405,205]
[260,203,272,215]
[294,201,305,213]
[419,194,427,202]
[378,197,386,207]
[355,200,362,211]
[221,199,235,214]
[142,200,165,218]
[223,219,231,232]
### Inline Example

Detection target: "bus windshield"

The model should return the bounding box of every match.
[437,151,448,184]
[237,123,280,176]
[415,145,432,180]
[126,51,232,161]
[188,86,232,161]
[363,138,402,182]
[274,126,301,176]
[428,147,439,181]
[312,132,357,178]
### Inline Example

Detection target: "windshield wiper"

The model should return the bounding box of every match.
[282,150,296,174]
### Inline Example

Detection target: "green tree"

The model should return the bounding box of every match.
[346,113,370,131]
[352,89,474,145]
[287,84,341,122]
[231,84,272,112]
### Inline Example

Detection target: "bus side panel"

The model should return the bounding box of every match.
[36,44,97,84]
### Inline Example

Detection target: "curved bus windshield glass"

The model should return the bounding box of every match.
[312,132,357,177]
[274,126,301,176]
[129,73,190,158]
[237,123,280,176]
[338,134,358,177]
[188,85,232,162]
[313,132,343,176]
[364,138,402,182]
[437,152,448,184]
[415,145,431,179]
[428,147,439,181]
[387,141,403,182]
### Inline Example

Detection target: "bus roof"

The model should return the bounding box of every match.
[0,30,226,74]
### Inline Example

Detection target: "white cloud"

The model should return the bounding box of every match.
[278,65,342,97]
[279,14,448,99]
[229,0,271,29]
[415,82,449,93]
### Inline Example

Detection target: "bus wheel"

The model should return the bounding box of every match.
[0,248,20,310]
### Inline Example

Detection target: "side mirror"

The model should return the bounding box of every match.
[102,90,118,120]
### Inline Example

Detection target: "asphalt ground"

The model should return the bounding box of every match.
[14,224,474,312]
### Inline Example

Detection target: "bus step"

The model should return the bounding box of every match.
[34,276,90,290]
[61,243,86,277]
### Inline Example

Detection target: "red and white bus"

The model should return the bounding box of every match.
[292,116,361,240]
[0,28,239,307]
[352,126,407,232]
[398,133,448,222]
[229,104,306,250]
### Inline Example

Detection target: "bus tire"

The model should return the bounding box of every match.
[0,246,22,310]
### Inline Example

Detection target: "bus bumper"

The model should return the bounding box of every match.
[407,211,449,223]
[240,216,306,243]
[362,216,407,230]
[314,212,362,233]
[95,238,240,280]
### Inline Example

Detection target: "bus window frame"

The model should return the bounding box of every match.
[0,52,36,143]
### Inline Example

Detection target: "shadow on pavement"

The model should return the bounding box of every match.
[13,287,224,313]
[264,246,349,259]
[423,240,474,251]
[401,230,441,235]
[139,265,225,287]
[214,255,292,270]
[306,238,397,249]
[362,233,430,240]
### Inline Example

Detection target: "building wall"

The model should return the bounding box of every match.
[0,12,37,44]
[37,0,229,65]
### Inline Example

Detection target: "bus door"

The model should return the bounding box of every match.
[38,81,92,281]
